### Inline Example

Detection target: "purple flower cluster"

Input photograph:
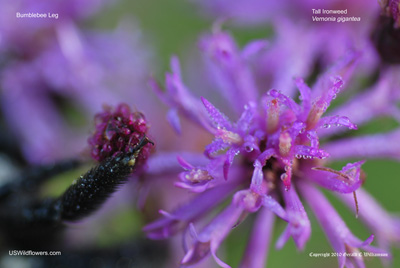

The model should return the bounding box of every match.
[88,103,152,167]
[144,27,400,267]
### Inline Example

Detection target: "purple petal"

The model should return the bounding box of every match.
[318,115,357,130]
[199,31,259,115]
[167,108,182,134]
[205,138,230,158]
[268,89,301,115]
[170,55,182,78]
[323,129,400,161]
[298,181,384,268]
[234,189,263,212]
[177,167,214,193]
[288,121,306,139]
[236,101,256,132]
[175,181,211,193]
[148,77,169,105]
[177,155,195,170]
[182,203,243,267]
[239,208,275,268]
[312,50,360,99]
[242,134,260,154]
[276,226,291,250]
[146,152,208,175]
[257,148,276,164]
[259,20,321,98]
[250,160,264,193]
[304,161,364,194]
[153,57,213,132]
[335,188,400,252]
[319,71,400,138]
[261,194,288,221]
[201,97,233,129]
[143,181,238,239]
[223,148,239,180]
[277,185,311,250]
[294,145,329,160]
[295,77,311,114]
[306,130,319,148]
[241,39,268,60]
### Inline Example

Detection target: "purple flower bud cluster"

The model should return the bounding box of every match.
[88,104,152,166]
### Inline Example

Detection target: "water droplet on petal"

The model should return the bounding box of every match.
[269,89,279,97]
[245,146,253,152]
[323,124,331,129]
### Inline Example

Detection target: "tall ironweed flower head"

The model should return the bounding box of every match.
[145,30,400,268]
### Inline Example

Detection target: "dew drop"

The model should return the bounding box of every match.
[269,89,281,97]
[245,146,253,152]
[323,124,331,129]
[322,103,328,112]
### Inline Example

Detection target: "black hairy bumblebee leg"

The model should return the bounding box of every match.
[57,136,153,222]
[0,136,152,248]
[0,159,80,248]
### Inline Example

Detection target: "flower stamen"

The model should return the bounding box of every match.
[306,99,327,130]
[266,98,280,134]
[279,131,292,157]
[216,128,243,144]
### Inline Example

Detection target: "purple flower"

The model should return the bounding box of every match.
[144,29,399,267]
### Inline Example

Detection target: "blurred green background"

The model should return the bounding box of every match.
[78,0,400,267]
